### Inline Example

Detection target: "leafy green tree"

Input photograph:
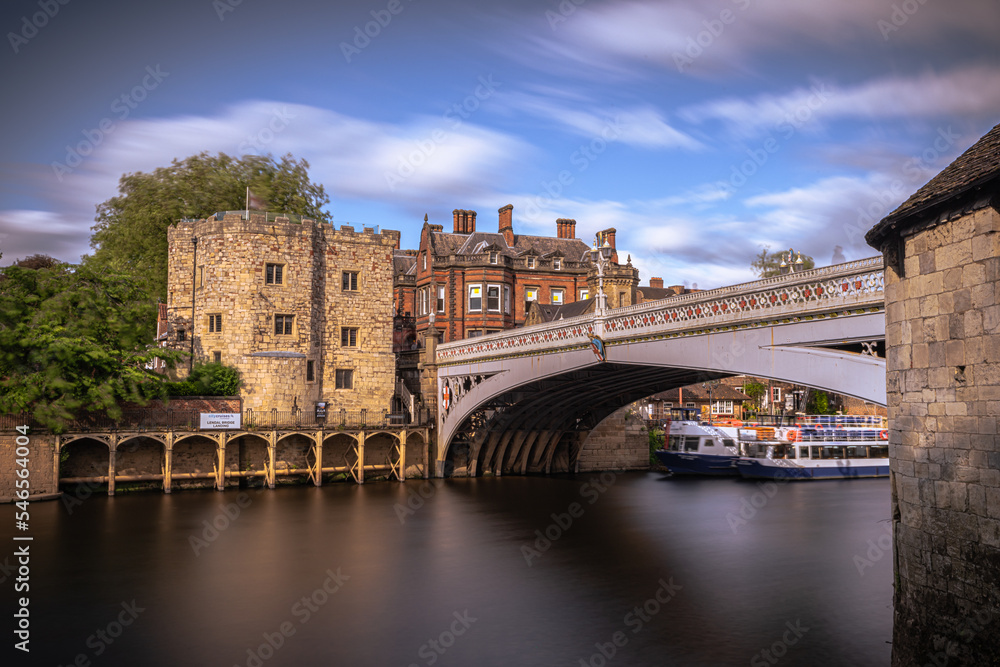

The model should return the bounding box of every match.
[0,262,184,432]
[88,152,331,301]
[742,381,767,412]
[751,245,816,278]
[806,390,833,415]
[167,362,242,396]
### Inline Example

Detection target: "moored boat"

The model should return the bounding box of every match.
[735,414,889,480]
[654,410,744,476]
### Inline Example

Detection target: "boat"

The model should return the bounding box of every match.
[735,415,889,480]
[653,409,745,476]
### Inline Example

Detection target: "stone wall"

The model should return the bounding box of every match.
[885,205,1000,665]
[167,214,398,414]
[0,432,57,501]
[576,406,651,472]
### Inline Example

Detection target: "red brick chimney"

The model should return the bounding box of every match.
[498,204,514,247]
[556,218,576,239]
[650,277,663,289]
[452,209,461,233]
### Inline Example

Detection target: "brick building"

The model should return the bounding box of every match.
[166,212,399,414]
[393,205,637,343]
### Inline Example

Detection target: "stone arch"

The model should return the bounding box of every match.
[171,433,227,491]
[115,436,166,490]
[58,436,111,487]
[274,432,313,481]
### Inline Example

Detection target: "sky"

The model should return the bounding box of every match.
[2,0,999,289]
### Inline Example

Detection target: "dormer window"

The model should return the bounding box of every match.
[490,252,498,264]
[553,258,562,270]
[527,257,535,269]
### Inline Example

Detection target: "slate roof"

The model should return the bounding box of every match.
[393,251,416,275]
[637,286,675,302]
[867,121,1000,247]
[528,298,596,322]
[430,229,592,262]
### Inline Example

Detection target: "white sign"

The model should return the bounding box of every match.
[200,413,241,429]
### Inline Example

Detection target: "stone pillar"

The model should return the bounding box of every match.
[163,436,173,494]
[357,433,365,484]
[312,434,323,487]
[215,440,226,491]
[266,437,276,490]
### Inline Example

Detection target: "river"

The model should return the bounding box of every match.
[7,472,893,666]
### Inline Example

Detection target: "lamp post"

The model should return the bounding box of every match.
[590,238,614,316]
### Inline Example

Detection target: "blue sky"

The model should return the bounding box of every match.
[2,0,999,288]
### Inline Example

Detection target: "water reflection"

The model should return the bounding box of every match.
[12,473,892,666]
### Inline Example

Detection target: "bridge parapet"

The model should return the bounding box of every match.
[437,256,885,365]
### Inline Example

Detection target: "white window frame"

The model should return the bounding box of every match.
[436,286,445,313]
[486,284,501,312]
[489,252,498,264]
[527,257,535,269]
[553,258,562,270]
[503,285,511,314]
[526,287,539,302]
[468,284,483,312]
[551,288,564,305]
[711,399,734,414]
[579,289,589,300]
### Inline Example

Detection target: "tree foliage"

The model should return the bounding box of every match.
[751,245,816,278]
[166,362,242,396]
[88,152,331,300]
[0,262,184,432]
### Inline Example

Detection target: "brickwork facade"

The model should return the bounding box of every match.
[167,213,398,414]
[0,432,57,501]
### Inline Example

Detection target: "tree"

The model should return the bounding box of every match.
[0,261,184,432]
[88,152,331,301]
[751,245,815,278]
[742,381,766,412]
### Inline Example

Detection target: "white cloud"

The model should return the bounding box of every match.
[680,66,1000,137]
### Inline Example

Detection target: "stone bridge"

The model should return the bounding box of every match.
[432,257,887,477]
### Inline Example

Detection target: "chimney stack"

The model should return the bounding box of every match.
[650,277,663,289]
[452,209,461,233]
[498,204,514,247]
[452,209,477,233]
[556,218,576,239]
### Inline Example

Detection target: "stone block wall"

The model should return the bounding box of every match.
[885,205,1000,665]
[576,406,650,472]
[0,432,57,501]
[167,214,398,414]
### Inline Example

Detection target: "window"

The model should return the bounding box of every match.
[306,360,315,382]
[503,285,511,314]
[468,330,483,338]
[554,258,562,270]
[198,266,205,287]
[422,253,427,271]
[335,369,353,389]
[419,288,429,316]
[771,387,783,402]
[275,314,293,335]
[208,314,222,333]
[551,288,564,305]
[436,286,445,313]
[527,257,535,269]
[213,351,222,363]
[489,252,498,264]
[342,271,358,291]
[711,400,734,414]
[619,293,626,307]
[685,402,696,408]
[341,327,358,347]
[580,289,589,300]
[177,329,186,342]
[486,329,502,335]
[265,263,284,285]
[468,284,482,312]
[525,287,539,302]
[487,285,501,312]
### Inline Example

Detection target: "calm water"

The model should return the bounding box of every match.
[5,473,893,666]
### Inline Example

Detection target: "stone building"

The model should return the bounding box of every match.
[866,122,1000,666]
[393,205,637,343]
[166,212,399,414]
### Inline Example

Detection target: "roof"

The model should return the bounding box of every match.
[528,298,595,322]
[651,384,749,402]
[393,251,416,275]
[429,228,592,262]
[637,286,675,302]
[867,121,1000,247]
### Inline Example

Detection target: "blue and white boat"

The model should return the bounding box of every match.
[735,415,889,480]
[654,413,743,476]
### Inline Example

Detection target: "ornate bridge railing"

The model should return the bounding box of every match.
[436,257,885,366]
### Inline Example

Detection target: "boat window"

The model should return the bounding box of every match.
[702,438,714,448]
[869,445,888,458]
[722,439,735,448]
[683,436,699,452]
[847,446,868,458]
[668,435,683,451]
